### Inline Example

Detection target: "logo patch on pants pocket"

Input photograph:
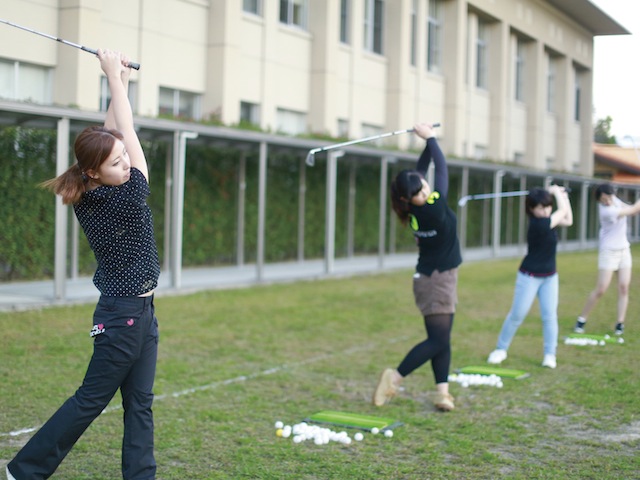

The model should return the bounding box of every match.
[90,324,105,337]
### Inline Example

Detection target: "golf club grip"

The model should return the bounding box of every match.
[81,46,141,70]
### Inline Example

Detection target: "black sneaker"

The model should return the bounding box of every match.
[574,319,586,334]
[615,323,624,336]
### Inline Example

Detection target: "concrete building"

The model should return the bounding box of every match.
[0,0,628,176]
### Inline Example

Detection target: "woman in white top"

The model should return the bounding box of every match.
[574,183,640,336]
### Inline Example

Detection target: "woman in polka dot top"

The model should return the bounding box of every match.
[7,50,160,480]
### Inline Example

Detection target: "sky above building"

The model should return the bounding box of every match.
[591,0,639,144]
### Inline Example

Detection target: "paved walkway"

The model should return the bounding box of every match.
[0,246,533,312]
[0,253,421,312]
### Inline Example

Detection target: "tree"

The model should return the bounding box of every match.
[594,116,616,144]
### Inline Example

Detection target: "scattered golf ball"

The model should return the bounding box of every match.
[274,421,284,429]
[275,428,283,437]
[384,429,393,438]
[354,432,364,441]
[371,427,379,435]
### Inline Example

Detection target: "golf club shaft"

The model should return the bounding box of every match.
[0,19,141,70]
[312,123,441,155]
[467,190,530,202]
[306,123,441,166]
[458,186,571,207]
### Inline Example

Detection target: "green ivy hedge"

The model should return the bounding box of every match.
[0,127,416,282]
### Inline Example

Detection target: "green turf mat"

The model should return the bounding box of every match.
[456,365,530,379]
[306,410,403,431]
[564,333,624,344]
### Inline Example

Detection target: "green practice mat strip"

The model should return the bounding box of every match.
[456,365,530,379]
[306,410,403,431]
[565,333,624,344]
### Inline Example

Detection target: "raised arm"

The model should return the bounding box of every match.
[98,49,149,182]
[413,122,448,198]
[616,197,640,218]
[549,185,573,228]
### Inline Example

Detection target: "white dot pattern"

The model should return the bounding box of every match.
[74,168,160,296]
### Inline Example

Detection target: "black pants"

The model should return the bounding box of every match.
[8,295,159,480]
[397,313,453,384]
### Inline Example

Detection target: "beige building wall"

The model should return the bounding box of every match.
[0,0,623,176]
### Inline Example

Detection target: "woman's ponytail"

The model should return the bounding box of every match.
[40,163,86,205]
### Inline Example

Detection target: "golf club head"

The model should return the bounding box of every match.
[458,196,469,207]
[305,150,316,167]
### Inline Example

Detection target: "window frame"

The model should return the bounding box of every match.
[364,0,384,55]
[280,0,308,29]
[476,20,488,89]
[427,0,443,73]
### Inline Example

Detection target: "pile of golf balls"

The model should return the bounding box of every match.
[448,373,503,388]
[564,335,624,346]
[273,421,393,444]
[564,337,605,346]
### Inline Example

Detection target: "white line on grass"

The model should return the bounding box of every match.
[1,335,410,438]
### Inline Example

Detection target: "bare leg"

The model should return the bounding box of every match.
[616,267,631,325]
[579,269,614,319]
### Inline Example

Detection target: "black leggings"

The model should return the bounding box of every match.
[397,313,454,384]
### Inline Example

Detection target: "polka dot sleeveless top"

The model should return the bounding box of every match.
[74,168,160,296]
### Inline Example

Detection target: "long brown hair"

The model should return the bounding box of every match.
[40,126,124,205]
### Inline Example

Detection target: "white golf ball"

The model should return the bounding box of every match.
[371,427,379,435]
[354,432,364,441]
[384,429,393,438]
[274,421,284,429]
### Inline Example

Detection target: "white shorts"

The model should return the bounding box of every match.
[598,247,632,271]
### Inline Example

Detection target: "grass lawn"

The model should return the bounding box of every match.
[1,248,639,479]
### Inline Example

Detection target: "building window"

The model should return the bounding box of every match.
[276,108,306,135]
[0,59,52,104]
[337,119,349,138]
[546,55,556,113]
[243,0,261,15]
[476,20,488,89]
[100,77,138,114]
[240,101,260,126]
[514,152,525,164]
[280,0,308,29]
[340,0,350,44]
[410,0,417,66]
[474,144,488,160]
[515,38,525,102]
[574,69,581,122]
[427,0,443,73]
[159,87,202,120]
[364,0,384,54]
[546,157,555,169]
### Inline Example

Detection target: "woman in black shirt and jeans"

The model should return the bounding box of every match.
[8,49,159,480]
[373,122,461,412]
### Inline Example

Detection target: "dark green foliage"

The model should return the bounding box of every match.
[0,127,57,280]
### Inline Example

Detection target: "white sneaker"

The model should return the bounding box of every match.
[6,466,17,480]
[542,354,557,369]
[487,349,507,364]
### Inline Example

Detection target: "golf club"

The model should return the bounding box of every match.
[0,19,141,70]
[457,190,529,207]
[305,123,441,166]
[458,186,571,207]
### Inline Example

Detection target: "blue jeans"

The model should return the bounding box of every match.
[8,295,159,480]
[495,271,559,356]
